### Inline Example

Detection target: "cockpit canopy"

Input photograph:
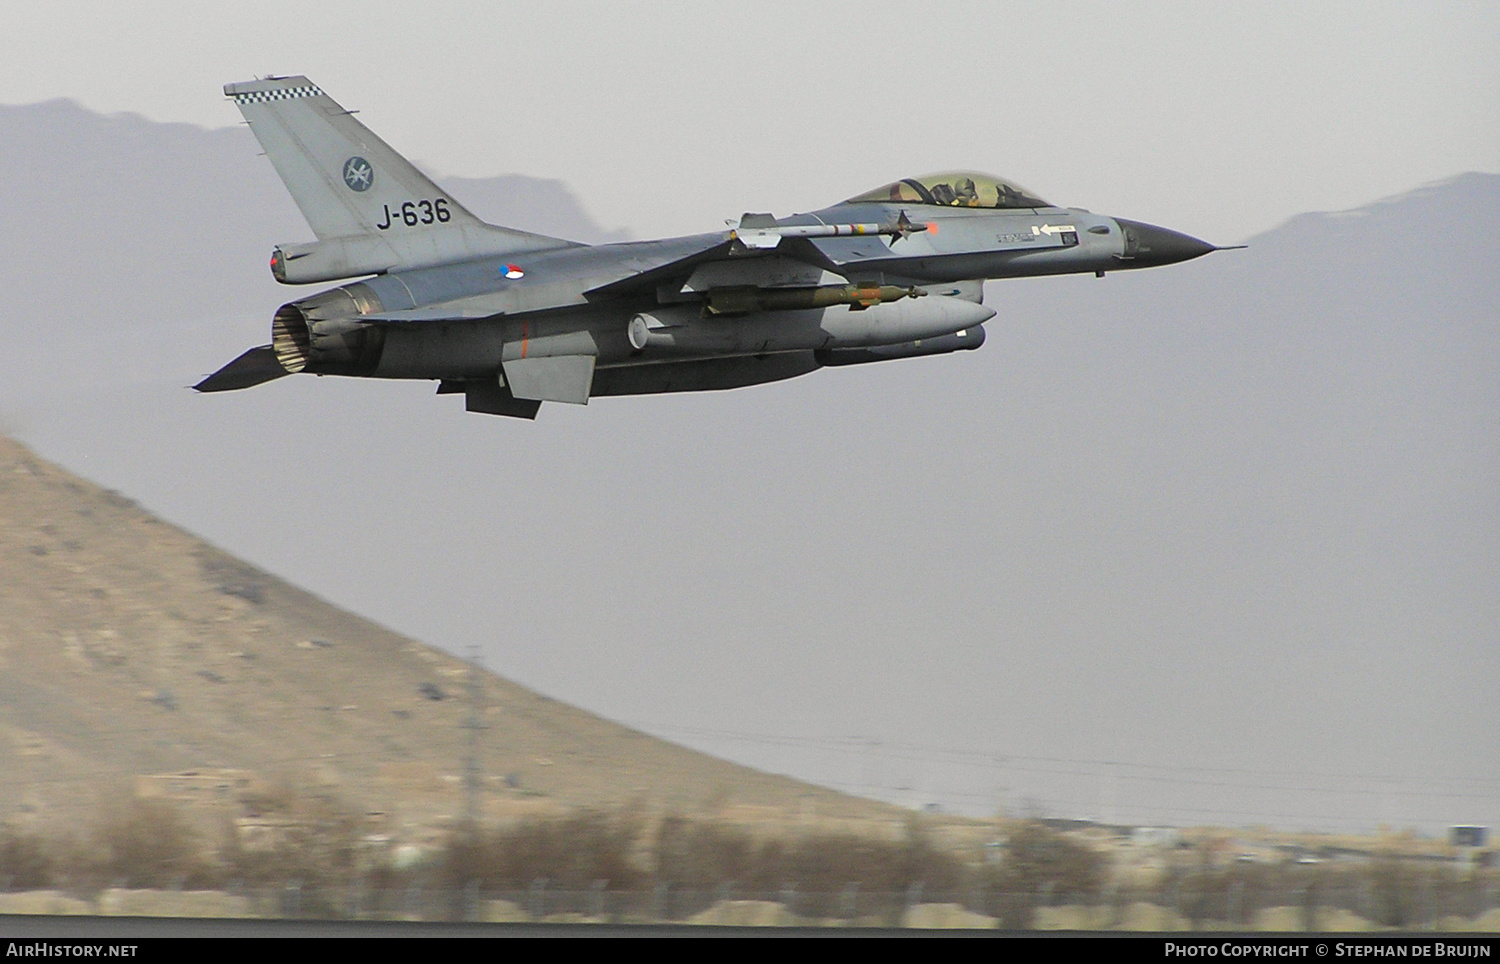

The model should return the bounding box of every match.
[845,171,1049,209]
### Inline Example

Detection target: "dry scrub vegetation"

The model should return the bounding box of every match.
[1,797,1494,929]
[0,795,1104,922]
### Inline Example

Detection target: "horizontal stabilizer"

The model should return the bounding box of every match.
[194,345,289,393]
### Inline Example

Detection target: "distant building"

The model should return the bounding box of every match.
[134,769,263,807]
[1450,826,1489,848]
[1130,827,1182,848]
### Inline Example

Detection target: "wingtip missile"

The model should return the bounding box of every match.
[729,212,931,250]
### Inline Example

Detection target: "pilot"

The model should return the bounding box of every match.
[954,177,979,206]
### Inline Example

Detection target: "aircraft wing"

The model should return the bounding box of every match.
[266,215,925,332]
[580,238,850,303]
[346,236,848,322]
[581,211,929,303]
[582,238,746,301]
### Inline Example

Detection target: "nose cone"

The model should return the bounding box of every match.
[1115,218,1217,268]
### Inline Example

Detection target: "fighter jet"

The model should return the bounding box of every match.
[198,76,1227,419]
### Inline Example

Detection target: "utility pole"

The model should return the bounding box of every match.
[464,644,485,828]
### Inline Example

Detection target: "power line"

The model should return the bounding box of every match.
[627,719,1500,792]
[619,718,1500,830]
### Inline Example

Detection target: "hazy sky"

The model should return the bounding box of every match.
[3,3,1496,834]
[3,1,1496,244]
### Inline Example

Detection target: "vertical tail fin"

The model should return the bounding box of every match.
[225,76,572,282]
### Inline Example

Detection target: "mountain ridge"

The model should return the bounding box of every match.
[0,433,899,838]
[1,98,1494,829]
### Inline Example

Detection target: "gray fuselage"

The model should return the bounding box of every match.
[277,200,1207,385]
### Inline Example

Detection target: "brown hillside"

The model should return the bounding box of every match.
[0,435,898,841]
